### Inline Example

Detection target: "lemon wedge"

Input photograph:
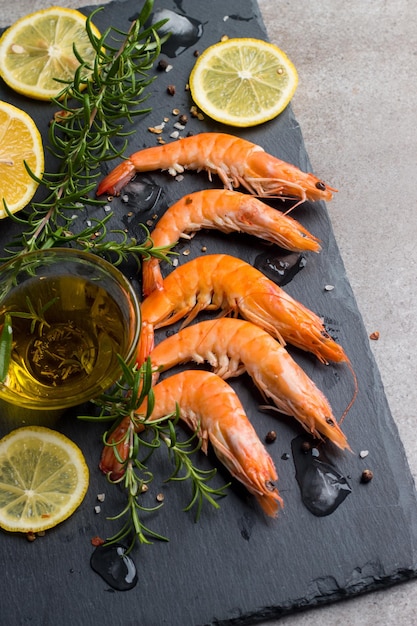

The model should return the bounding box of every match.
[0,426,89,533]
[0,6,100,101]
[0,101,44,218]
[189,37,298,127]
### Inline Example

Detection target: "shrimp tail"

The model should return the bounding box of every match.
[97,158,136,196]
[137,320,156,367]
[99,419,132,480]
[142,257,164,296]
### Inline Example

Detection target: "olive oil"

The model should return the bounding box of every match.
[0,273,132,408]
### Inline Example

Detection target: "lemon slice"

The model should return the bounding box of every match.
[0,101,44,219]
[0,426,89,533]
[0,6,100,101]
[189,37,298,127]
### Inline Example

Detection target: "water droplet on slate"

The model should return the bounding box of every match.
[254,251,306,286]
[90,544,138,591]
[151,10,203,57]
[291,436,351,516]
[122,180,162,212]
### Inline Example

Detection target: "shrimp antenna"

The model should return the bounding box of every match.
[339,359,358,425]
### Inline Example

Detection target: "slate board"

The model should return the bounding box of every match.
[1,0,417,624]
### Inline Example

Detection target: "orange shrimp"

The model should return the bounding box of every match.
[142,189,321,296]
[139,253,348,365]
[96,132,337,205]
[99,369,283,517]
[147,318,350,451]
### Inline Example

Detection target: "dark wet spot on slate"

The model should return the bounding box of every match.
[238,513,256,541]
[151,9,203,57]
[291,435,351,516]
[90,544,138,591]
[254,250,306,286]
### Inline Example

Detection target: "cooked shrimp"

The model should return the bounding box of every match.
[99,369,283,517]
[96,132,337,205]
[140,253,348,365]
[142,188,321,296]
[147,318,350,451]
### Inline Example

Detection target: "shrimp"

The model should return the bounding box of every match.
[142,188,321,296]
[96,132,337,205]
[147,318,350,451]
[139,253,348,365]
[99,369,283,517]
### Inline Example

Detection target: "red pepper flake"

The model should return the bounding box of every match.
[91,536,105,547]
[41,513,51,518]
[369,331,380,340]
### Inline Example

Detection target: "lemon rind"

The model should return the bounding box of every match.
[0,426,89,533]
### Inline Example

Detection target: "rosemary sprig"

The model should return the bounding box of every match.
[0,315,12,383]
[80,358,229,552]
[9,295,58,335]
[0,0,226,552]
[2,0,171,264]
[161,421,230,522]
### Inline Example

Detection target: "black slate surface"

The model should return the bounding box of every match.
[1,1,417,624]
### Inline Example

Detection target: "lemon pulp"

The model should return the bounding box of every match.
[189,37,298,127]
[0,6,101,101]
[0,101,44,218]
